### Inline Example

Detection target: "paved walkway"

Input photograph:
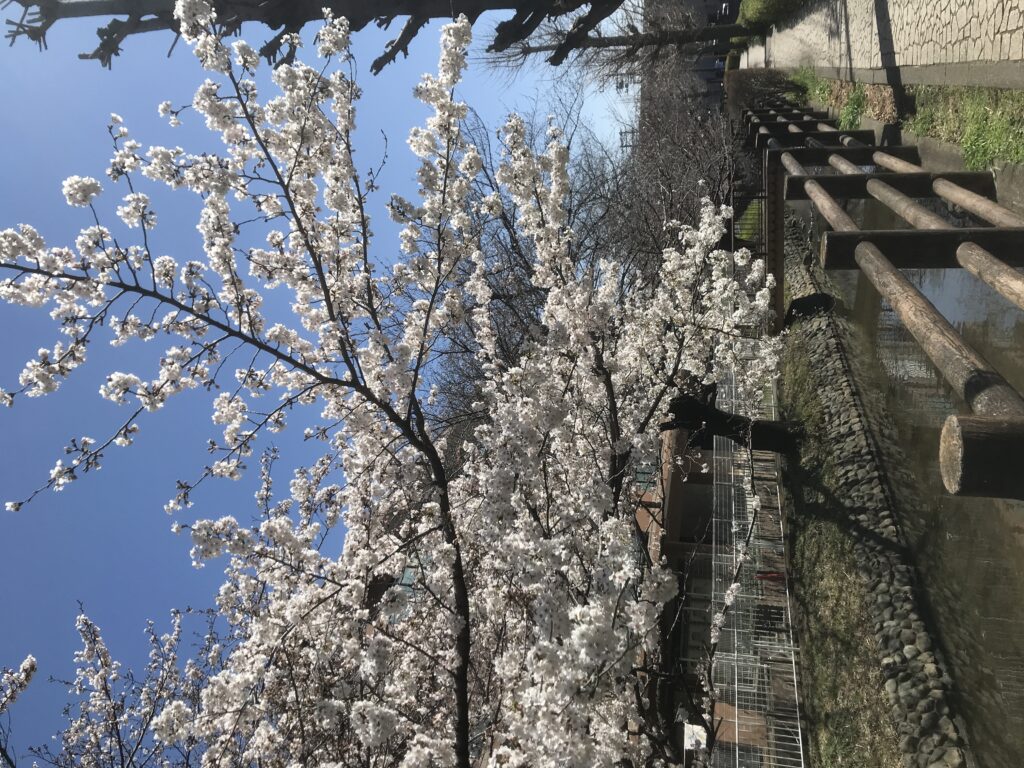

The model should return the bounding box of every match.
[742,0,1024,88]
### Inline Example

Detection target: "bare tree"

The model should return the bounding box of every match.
[4,0,644,69]
[482,0,743,82]
[5,0,746,73]
[489,22,745,73]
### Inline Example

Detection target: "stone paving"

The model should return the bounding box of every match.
[741,0,1024,84]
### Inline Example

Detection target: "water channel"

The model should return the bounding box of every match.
[804,193,1024,768]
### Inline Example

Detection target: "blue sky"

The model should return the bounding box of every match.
[0,11,626,754]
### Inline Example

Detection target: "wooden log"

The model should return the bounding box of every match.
[940,415,1024,498]
[830,159,1024,311]
[854,242,1024,419]
[783,171,996,201]
[807,184,859,232]
[768,146,920,166]
[932,179,1024,227]
[777,137,1024,494]
[956,242,1024,309]
[745,109,829,119]
[821,228,1024,269]
[873,152,1020,225]
[872,151,924,174]
[778,151,860,233]
[778,152,806,176]
[755,118,836,130]
[748,118,836,143]
[827,154,862,174]
[755,129,875,149]
[779,151,859,232]
[864,179,951,229]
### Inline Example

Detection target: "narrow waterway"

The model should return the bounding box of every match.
[814,196,1024,768]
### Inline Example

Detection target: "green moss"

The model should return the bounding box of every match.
[781,345,827,466]
[905,85,1024,170]
[781,335,902,768]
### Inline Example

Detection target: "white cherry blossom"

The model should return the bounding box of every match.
[0,8,779,767]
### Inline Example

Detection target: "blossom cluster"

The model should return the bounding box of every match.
[0,6,779,766]
[0,654,36,716]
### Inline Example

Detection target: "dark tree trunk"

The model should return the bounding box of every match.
[511,22,749,55]
[7,0,630,69]
[663,393,802,454]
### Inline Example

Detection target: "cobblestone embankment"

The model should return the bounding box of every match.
[780,218,973,768]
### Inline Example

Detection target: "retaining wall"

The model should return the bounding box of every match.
[780,216,973,768]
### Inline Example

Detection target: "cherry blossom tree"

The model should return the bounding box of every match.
[0,2,778,765]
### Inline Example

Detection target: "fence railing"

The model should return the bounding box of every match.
[744,100,1024,500]
[710,373,806,768]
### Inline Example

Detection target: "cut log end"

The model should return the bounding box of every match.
[940,414,1024,499]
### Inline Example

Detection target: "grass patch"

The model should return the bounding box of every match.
[788,69,894,129]
[787,75,1024,169]
[781,333,902,768]
[737,0,810,30]
[905,85,1024,170]
[837,84,866,130]
[788,65,831,105]
[734,201,762,241]
[790,513,902,768]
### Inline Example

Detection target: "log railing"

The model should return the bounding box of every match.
[744,101,1024,499]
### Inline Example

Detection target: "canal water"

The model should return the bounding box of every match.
[808,195,1024,768]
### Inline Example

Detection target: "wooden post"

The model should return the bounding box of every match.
[862,179,950,229]
[769,146,921,166]
[775,117,1024,497]
[755,129,876,149]
[940,415,1024,499]
[933,179,1024,227]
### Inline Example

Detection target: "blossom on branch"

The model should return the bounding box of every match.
[0,7,779,766]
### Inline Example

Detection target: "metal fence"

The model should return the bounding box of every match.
[708,376,806,768]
